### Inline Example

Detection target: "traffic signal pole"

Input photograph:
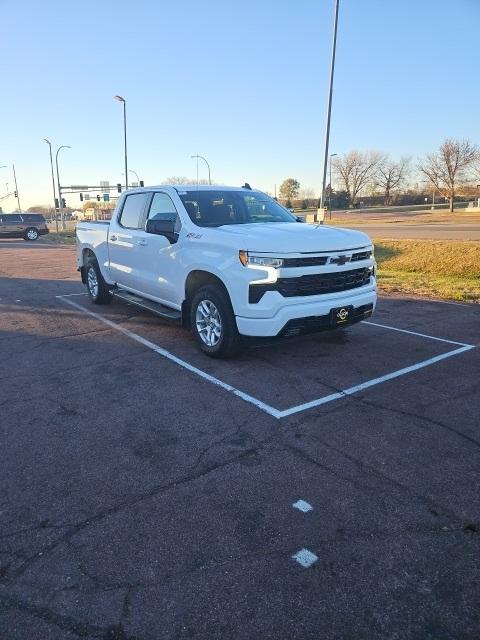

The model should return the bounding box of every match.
[12,163,21,212]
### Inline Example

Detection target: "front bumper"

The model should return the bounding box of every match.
[235,286,377,337]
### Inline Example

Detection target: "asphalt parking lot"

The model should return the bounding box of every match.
[1,240,479,639]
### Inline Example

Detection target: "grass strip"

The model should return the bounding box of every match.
[375,240,480,303]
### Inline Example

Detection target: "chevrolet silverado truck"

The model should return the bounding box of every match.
[76,185,376,357]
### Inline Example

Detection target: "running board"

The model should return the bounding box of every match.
[113,290,181,321]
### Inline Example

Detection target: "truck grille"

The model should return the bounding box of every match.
[280,250,372,268]
[249,267,373,303]
[283,256,328,267]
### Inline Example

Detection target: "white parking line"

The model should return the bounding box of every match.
[57,295,283,419]
[57,295,475,420]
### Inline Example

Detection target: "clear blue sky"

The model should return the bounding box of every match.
[1,0,478,209]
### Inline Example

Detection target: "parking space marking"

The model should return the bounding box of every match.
[293,500,313,513]
[58,292,89,298]
[57,295,475,420]
[277,344,473,418]
[363,320,472,346]
[57,295,283,419]
[292,548,318,568]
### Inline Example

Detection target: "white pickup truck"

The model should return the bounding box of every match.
[76,185,376,357]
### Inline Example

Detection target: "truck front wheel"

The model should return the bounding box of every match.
[85,258,112,305]
[190,285,241,358]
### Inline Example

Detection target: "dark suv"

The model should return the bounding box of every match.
[0,213,49,241]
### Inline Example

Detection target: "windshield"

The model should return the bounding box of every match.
[178,190,296,227]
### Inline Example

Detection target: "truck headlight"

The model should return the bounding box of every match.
[239,251,284,268]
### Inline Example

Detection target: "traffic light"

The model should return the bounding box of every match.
[139,180,144,187]
[96,195,100,202]
[62,198,66,208]
[117,183,122,193]
[14,191,18,197]
[55,198,59,209]
[80,193,84,202]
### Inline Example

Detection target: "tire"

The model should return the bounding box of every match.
[24,227,39,241]
[190,284,241,358]
[85,258,112,304]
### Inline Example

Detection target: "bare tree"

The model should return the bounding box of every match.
[418,138,478,212]
[162,176,211,185]
[333,151,384,207]
[298,187,315,199]
[375,156,411,205]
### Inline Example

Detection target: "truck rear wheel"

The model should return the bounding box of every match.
[85,258,112,305]
[190,285,241,358]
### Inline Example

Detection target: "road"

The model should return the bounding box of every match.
[0,240,479,640]
[339,223,480,240]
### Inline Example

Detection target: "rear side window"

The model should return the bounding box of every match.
[4,214,22,223]
[21,214,45,222]
[118,193,148,229]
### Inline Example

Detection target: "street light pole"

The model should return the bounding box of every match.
[114,96,128,191]
[319,0,340,223]
[44,139,59,232]
[129,169,140,185]
[55,145,71,231]
[12,164,21,212]
[329,153,337,220]
[190,154,211,184]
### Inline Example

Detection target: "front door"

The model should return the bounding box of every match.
[133,191,183,308]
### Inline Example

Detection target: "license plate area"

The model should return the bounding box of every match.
[330,305,354,327]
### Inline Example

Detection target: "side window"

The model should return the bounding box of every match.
[6,214,22,223]
[118,193,148,229]
[148,192,181,232]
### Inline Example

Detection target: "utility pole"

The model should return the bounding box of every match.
[44,139,59,232]
[319,0,340,223]
[55,145,71,231]
[329,153,337,219]
[12,164,21,211]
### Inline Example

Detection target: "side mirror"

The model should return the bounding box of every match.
[296,216,305,223]
[145,218,177,243]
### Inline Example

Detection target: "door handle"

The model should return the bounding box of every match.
[137,239,147,246]
[110,234,117,241]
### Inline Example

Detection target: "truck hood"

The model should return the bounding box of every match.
[215,222,372,253]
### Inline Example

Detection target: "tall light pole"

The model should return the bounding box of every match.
[191,154,211,184]
[319,0,340,223]
[329,153,337,219]
[44,139,59,232]
[114,96,128,191]
[55,145,71,230]
[12,164,21,212]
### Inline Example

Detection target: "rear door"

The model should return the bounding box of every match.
[107,192,149,290]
